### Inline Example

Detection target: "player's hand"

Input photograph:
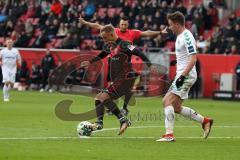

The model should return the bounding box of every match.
[175,75,186,89]
[161,27,168,35]
[81,61,90,69]
[79,16,86,25]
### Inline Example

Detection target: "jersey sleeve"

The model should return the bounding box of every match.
[183,31,197,55]
[89,50,109,64]
[127,45,152,67]
[16,49,21,61]
[132,29,142,41]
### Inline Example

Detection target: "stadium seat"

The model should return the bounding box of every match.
[183,0,202,7]
[32,18,40,26]
[107,8,117,17]
[236,9,240,17]
[98,8,107,17]
[34,28,42,37]
[116,8,122,14]
[28,38,36,46]
[84,40,95,46]
[45,39,57,49]
[27,18,34,23]
[53,39,63,48]
[165,41,175,51]
[0,37,5,45]
[26,7,36,18]
[204,29,214,40]
[185,21,192,29]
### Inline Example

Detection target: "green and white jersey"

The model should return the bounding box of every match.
[175,29,197,77]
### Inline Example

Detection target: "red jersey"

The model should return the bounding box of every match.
[113,28,143,74]
[114,28,142,44]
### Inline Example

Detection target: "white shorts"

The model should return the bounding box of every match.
[168,74,197,99]
[2,71,16,83]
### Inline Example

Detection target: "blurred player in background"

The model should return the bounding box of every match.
[79,16,166,115]
[81,24,153,135]
[156,12,213,142]
[0,38,21,102]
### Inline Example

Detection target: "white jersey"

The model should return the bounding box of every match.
[0,48,21,74]
[175,29,197,77]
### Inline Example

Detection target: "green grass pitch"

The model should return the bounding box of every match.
[0,91,240,160]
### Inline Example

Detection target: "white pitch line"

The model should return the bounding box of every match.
[1,125,240,140]
[1,136,240,140]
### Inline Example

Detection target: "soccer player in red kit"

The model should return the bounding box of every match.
[81,24,154,135]
[79,16,166,115]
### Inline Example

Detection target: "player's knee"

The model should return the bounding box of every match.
[95,93,110,103]
[95,94,103,103]
[173,106,182,114]
[174,108,181,113]
[95,99,101,106]
[101,93,110,101]
[163,97,171,107]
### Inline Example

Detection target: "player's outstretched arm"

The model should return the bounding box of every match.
[140,27,168,37]
[81,51,109,69]
[79,17,103,30]
[89,51,109,63]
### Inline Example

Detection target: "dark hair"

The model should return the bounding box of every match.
[100,24,115,33]
[167,11,185,26]
[120,16,129,21]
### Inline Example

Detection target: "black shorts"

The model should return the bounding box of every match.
[102,77,136,99]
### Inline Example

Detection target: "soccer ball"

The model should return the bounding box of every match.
[77,121,93,137]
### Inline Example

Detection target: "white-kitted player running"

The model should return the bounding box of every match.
[0,38,21,102]
[156,11,213,142]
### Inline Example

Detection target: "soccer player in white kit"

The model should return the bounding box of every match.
[0,38,21,102]
[156,12,213,142]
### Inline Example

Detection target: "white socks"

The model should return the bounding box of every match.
[164,105,204,135]
[164,106,175,134]
[180,106,204,123]
[3,84,10,100]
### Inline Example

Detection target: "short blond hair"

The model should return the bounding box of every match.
[100,24,115,34]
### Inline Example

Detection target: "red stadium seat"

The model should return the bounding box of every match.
[27,18,34,23]
[165,41,175,51]
[32,18,40,25]
[53,39,63,48]
[204,29,214,40]
[34,28,42,37]
[107,8,117,18]
[98,8,107,17]
[0,37,5,45]
[84,40,95,46]
[236,9,240,17]
[185,21,192,29]
[28,38,36,46]
[26,7,36,18]
[116,8,122,14]
[183,0,202,7]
